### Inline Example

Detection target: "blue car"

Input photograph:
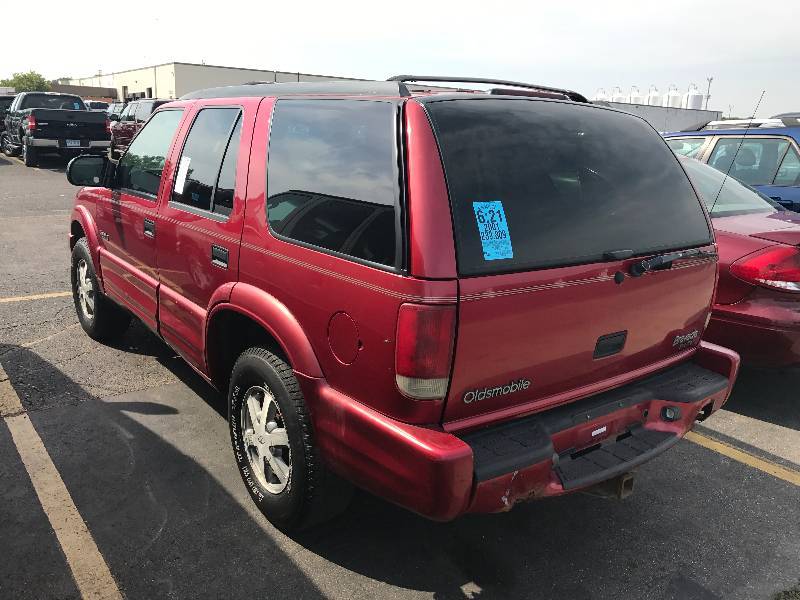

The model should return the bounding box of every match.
[663,115,800,211]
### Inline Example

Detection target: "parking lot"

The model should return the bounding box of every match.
[1,153,798,599]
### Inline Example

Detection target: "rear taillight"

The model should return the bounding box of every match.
[730,246,800,292]
[395,303,456,400]
[26,115,36,131]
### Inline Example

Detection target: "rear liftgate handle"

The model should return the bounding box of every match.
[143,218,155,239]
[211,244,229,269]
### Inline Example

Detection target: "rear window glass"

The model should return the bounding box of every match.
[682,157,779,217]
[20,94,86,110]
[425,98,712,276]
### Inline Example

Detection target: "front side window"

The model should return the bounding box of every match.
[266,99,398,267]
[707,137,790,185]
[426,98,712,276]
[121,103,136,122]
[774,147,800,186]
[172,108,241,214]
[666,137,708,158]
[117,109,183,198]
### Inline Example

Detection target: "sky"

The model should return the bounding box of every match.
[3,0,798,118]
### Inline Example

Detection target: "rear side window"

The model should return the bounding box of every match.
[425,98,711,276]
[116,109,183,198]
[267,99,398,268]
[172,107,242,215]
[707,137,790,185]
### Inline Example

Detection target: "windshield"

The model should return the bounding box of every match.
[426,98,712,276]
[681,158,780,217]
[19,94,86,110]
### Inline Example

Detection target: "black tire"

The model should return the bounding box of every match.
[229,347,353,531]
[71,238,131,342]
[22,139,37,167]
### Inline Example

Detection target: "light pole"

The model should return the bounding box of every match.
[705,77,713,110]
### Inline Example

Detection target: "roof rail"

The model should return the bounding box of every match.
[387,75,588,103]
[179,80,411,100]
[701,118,785,130]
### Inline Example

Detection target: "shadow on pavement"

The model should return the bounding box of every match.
[3,334,798,599]
[724,365,800,431]
[0,344,326,600]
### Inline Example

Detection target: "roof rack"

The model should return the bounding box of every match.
[179,80,411,100]
[701,118,786,130]
[387,75,588,103]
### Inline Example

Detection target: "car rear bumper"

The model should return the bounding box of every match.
[300,341,739,521]
[26,138,110,149]
[706,293,800,367]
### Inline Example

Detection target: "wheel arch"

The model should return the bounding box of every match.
[205,284,323,392]
[70,205,103,287]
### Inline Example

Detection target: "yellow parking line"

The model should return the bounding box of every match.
[686,430,800,487]
[0,365,122,599]
[0,291,71,304]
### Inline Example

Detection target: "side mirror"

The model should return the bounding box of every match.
[67,155,110,187]
[108,113,119,122]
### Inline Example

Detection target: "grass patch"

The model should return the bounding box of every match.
[773,582,800,600]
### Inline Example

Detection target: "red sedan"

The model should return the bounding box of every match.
[683,158,800,366]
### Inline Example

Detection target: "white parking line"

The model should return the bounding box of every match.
[0,291,71,304]
[0,364,122,599]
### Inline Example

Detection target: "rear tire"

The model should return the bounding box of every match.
[22,139,37,167]
[229,347,353,531]
[71,238,131,342]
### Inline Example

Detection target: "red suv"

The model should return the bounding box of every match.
[108,98,170,159]
[66,76,739,531]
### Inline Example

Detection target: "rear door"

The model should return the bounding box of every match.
[95,108,185,330]
[155,102,250,370]
[422,98,717,426]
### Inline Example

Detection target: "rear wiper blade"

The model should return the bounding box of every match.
[629,248,717,277]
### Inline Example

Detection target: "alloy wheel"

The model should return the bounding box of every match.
[75,259,96,320]
[240,385,292,494]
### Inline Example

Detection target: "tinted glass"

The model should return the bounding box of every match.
[172,108,240,212]
[774,147,800,186]
[267,100,397,267]
[0,98,12,111]
[682,158,777,217]
[708,137,790,185]
[135,102,153,122]
[117,109,183,198]
[121,103,135,121]
[212,116,242,215]
[20,94,85,110]
[666,137,707,158]
[426,99,712,275]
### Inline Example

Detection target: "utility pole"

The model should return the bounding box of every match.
[705,77,713,110]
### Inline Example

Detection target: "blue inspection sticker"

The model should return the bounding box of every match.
[472,201,513,260]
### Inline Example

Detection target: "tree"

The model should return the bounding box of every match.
[0,71,51,92]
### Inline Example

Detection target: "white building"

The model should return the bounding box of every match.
[68,62,363,101]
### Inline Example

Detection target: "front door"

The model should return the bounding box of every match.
[95,108,185,330]
[155,103,250,370]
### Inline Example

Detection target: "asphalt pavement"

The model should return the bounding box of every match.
[1,153,798,600]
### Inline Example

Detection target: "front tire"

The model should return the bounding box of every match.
[2,133,19,157]
[229,347,352,531]
[71,238,131,342]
